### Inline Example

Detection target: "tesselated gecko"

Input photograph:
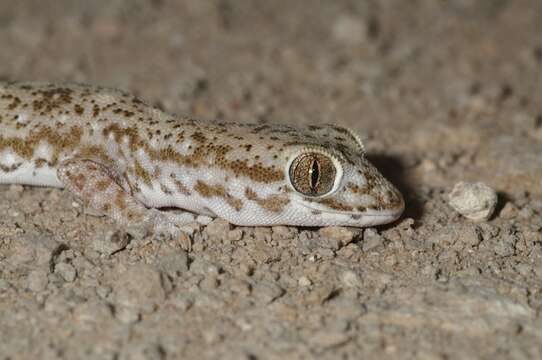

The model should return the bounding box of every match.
[0,82,404,239]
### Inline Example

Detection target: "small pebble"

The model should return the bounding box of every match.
[332,15,368,46]
[272,225,297,240]
[457,225,482,247]
[319,227,357,248]
[201,274,219,289]
[0,279,12,292]
[55,262,77,282]
[92,229,129,256]
[96,285,113,299]
[298,276,312,287]
[252,281,285,304]
[341,270,362,288]
[114,265,166,313]
[448,181,498,221]
[115,305,141,324]
[205,218,231,238]
[500,202,519,219]
[227,228,244,242]
[73,301,114,323]
[494,233,517,257]
[154,249,189,278]
[168,295,193,312]
[176,231,193,252]
[190,258,220,276]
[384,254,398,267]
[237,262,255,276]
[27,269,49,292]
[518,206,534,220]
[305,285,336,305]
[362,228,384,252]
[308,331,351,349]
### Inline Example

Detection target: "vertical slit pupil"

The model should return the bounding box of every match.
[310,159,319,192]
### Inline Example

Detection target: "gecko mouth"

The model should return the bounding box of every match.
[297,198,404,218]
[294,199,403,227]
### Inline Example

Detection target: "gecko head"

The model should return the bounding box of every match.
[283,126,404,227]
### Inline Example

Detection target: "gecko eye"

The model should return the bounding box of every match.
[289,152,337,197]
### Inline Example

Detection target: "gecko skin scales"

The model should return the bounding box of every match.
[0,82,404,238]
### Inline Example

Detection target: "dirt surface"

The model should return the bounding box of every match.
[1,1,542,359]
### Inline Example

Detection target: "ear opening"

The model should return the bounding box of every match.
[324,125,366,154]
[342,127,366,153]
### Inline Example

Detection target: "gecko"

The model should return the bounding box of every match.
[0,81,404,240]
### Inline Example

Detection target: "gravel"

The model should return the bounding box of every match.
[1,1,542,359]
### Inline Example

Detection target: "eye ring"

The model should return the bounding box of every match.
[287,149,343,198]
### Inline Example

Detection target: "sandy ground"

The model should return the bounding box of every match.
[1,1,542,359]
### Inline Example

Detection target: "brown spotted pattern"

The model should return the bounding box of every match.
[194,180,243,211]
[244,187,290,213]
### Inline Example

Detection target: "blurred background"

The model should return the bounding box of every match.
[1,1,541,359]
[1,0,540,194]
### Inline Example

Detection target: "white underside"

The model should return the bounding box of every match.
[0,164,63,187]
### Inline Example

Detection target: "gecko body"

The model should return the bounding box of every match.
[0,82,404,237]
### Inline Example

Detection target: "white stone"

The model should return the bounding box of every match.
[448,181,498,221]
